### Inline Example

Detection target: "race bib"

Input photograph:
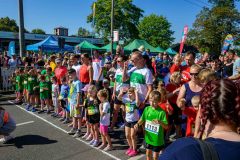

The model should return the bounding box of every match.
[87,106,99,115]
[126,103,135,113]
[145,120,160,135]
[58,95,63,100]
[24,81,27,84]
[28,77,32,81]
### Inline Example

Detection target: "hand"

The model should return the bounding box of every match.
[123,61,128,70]
[173,88,180,95]
[112,93,115,100]
[134,124,138,131]
[152,119,160,124]
[179,98,186,110]
[75,104,80,109]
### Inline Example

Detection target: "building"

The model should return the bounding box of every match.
[54,26,68,36]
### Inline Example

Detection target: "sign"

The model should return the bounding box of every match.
[113,30,119,42]
[221,34,234,54]
[179,25,188,54]
[8,41,15,56]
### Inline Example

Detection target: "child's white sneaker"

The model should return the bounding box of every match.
[0,135,13,143]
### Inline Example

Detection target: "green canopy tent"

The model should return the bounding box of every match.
[100,42,118,51]
[75,40,100,50]
[165,48,177,55]
[155,46,165,53]
[124,39,159,53]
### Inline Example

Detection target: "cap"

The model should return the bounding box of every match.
[81,84,90,92]
[55,58,61,63]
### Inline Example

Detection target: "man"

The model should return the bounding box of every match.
[181,51,195,83]
[70,55,81,80]
[123,51,153,113]
[24,51,33,67]
[92,50,104,90]
[8,55,20,68]
[228,50,240,76]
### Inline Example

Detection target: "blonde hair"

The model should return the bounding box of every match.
[170,72,181,83]
[128,87,135,93]
[149,90,161,102]
[190,64,202,72]
[97,89,108,100]
[87,85,98,98]
[198,68,218,84]
[158,87,167,102]
[173,54,182,62]
[191,95,200,107]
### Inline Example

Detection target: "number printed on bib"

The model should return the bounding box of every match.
[126,103,135,113]
[145,120,160,135]
[87,106,99,115]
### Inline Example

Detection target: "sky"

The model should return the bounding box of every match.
[0,0,239,43]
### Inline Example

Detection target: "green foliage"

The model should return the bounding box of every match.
[187,0,240,54]
[87,0,143,42]
[137,14,174,49]
[31,28,46,34]
[78,27,91,37]
[0,17,18,32]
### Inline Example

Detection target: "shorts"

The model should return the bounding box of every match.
[70,104,81,118]
[146,143,164,153]
[52,97,58,108]
[87,114,100,124]
[27,90,34,95]
[100,124,108,135]
[60,99,67,109]
[33,89,40,95]
[125,121,138,128]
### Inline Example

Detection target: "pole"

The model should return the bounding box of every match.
[110,0,114,55]
[18,0,25,57]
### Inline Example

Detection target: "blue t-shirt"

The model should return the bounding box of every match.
[60,84,69,99]
[69,79,82,105]
[159,137,240,160]
[233,57,240,76]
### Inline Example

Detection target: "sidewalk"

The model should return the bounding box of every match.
[0,90,15,101]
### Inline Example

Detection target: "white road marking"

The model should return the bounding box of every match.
[16,121,34,126]
[127,154,145,160]
[8,101,121,160]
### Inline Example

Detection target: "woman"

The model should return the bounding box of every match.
[79,53,93,86]
[160,79,240,160]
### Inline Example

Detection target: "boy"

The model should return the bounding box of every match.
[134,90,168,160]
[67,68,82,137]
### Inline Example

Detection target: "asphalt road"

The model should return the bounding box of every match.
[0,101,146,160]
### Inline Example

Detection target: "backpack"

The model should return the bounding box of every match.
[195,138,219,160]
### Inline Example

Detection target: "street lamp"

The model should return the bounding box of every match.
[18,0,25,57]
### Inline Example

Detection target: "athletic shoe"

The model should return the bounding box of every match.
[125,148,132,155]
[38,110,44,114]
[46,110,51,114]
[26,104,31,111]
[51,113,57,117]
[82,133,89,139]
[92,140,99,147]
[59,117,65,122]
[0,135,13,143]
[103,145,113,151]
[97,143,107,150]
[67,128,77,135]
[86,135,93,141]
[89,139,95,145]
[63,119,71,124]
[73,130,81,138]
[31,107,36,112]
[128,150,138,157]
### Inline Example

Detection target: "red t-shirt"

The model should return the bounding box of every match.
[159,102,173,120]
[181,65,191,83]
[54,66,67,85]
[166,83,180,104]
[170,64,181,74]
[182,107,197,137]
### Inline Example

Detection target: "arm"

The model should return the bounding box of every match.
[88,65,93,84]
[143,84,153,105]
[122,61,129,82]
[117,88,124,101]
[153,119,169,130]
[194,107,201,138]
[112,81,116,100]
[167,87,180,99]
[176,85,186,109]
[135,89,141,107]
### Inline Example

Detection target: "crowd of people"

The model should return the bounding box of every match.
[0,46,240,159]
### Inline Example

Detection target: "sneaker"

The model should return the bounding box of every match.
[46,110,51,114]
[26,104,31,111]
[128,150,138,157]
[31,107,36,112]
[67,128,77,135]
[82,133,89,139]
[0,135,13,143]
[63,119,70,124]
[59,117,65,122]
[86,135,93,141]
[98,143,107,150]
[103,145,113,151]
[73,130,81,138]
[51,113,57,117]
[89,139,95,145]
[125,148,132,155]
[92,140,99,147]
[38,110,44,114]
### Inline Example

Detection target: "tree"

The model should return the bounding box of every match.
[78,27,91,37]
[0,17,18,32]
[187,0,240,54]
[31,28,46,34]
[138,14,174,48]
[87,0,143,42]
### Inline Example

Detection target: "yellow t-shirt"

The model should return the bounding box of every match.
[50,62,56,72]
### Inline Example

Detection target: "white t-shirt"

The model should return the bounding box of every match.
[72,64,81,80]
[122,95,139,122]
[8,58,20,68]
[100,102,111,126]
[114,68,130,92]
[92,57,104,81]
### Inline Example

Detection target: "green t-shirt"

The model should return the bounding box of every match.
[141,106,168,147]
[16,75,23,91]
[39,81,49,99]
[27,76,38,91]
[45,73,54,90]
[23,74,29,89]
[41,70,47,75]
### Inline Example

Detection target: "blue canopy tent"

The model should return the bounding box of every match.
[26,36,73,52]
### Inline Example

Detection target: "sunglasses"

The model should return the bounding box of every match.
[190,72,199,76]
[117,60,122,63]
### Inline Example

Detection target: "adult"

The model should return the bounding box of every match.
[54,58,67,85]
[228,50,240,76]
[92,50,104,90]
[223,55,233,78]
[79,53,93,85]
[24,51,33,67]
[160,79,240,160]
[210,57,222,78]
[110,55,129,130]
[123,51,153,112]
[1,51,10,68]
[70,55,81,80]
[181,51,195,83]
[8,55,21,68]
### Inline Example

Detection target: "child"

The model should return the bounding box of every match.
[51,76,60,117]
[26,69,38,112]
[15,69,23,103]
[102,79,112,103]
[182,95,200,137]
[118,87,140,157]
[134,90,168,160]
[59,77,70,124]
[169,54,182,74]
[84,85,100,146]
[22,67,29,105]
[38,75,50,114]
[67,68,82,137]
[0,107,16,143]
[97,89,112,151]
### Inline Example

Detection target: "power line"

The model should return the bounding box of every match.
[183,0,206,8]
[196,0,211,7]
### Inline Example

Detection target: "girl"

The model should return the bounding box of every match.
[23,67,29,105]
[26,69,37,112]
[59,77,70,124]
[84,85,100,146]
[134,91,168,160]
[38,75,50,114]
[97,89,112,151]
[51,76,60,117]
[117,87,140,157]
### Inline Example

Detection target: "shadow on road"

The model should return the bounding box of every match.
[5,134,57,148]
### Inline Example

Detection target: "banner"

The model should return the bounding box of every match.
[8,41,15,56]
[92,2,96,27]
[221,34,233,54]
[179,25,188,54]
[113,30,119,42]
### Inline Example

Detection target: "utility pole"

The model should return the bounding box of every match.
[18,0,25,57]
[110,0,114,55]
